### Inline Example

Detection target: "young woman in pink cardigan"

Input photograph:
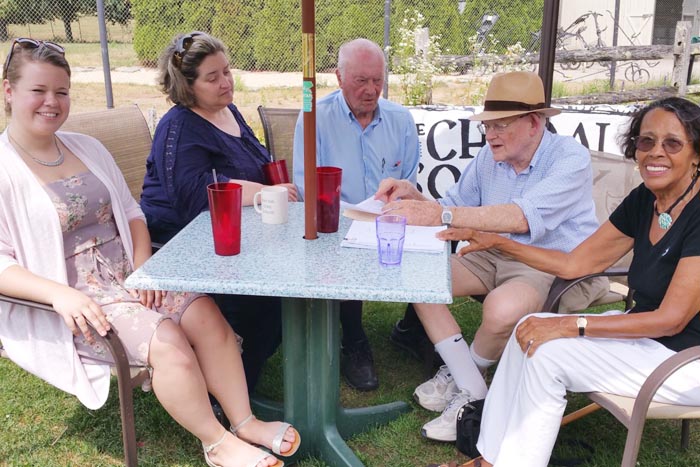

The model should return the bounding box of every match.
[0,39,298,467]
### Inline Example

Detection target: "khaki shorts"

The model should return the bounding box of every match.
[454,250,609,313]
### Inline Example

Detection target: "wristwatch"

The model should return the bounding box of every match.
[576,315,588,337]
[441,208,453,226]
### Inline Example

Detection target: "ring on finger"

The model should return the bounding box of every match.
[528,339,534,346]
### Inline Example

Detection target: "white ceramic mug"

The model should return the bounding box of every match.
[253,185,288,224]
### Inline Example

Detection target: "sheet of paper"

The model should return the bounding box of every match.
[342,196,387,221]
[341,220,446,253]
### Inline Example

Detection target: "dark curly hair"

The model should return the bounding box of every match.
[618,97,700,162]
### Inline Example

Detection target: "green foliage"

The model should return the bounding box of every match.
[250,0,300,71]
[131,0,184,65]
[212,0,262,69]
[103,0,131,26]
[392,9,451,105]
[318,2,383,71]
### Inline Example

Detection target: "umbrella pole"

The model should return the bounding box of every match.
[302,0,318,240]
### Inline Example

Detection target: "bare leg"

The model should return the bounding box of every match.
[148,300,279,467]
[179,297,297,455]
[472,282,544,361]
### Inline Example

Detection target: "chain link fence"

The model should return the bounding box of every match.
[0,0,684,74]
[1,0,543,71]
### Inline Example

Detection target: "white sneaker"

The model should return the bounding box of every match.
[414,365,459,412]
[421,389,474,442]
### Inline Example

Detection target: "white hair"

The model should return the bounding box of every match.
[337,38,385,80]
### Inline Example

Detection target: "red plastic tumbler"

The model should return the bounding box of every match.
[262,159,290,185]
[316,166,343,233]
[207,182,242,255]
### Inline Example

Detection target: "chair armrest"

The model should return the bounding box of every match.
[0,293,131,380]
[542,267,630,314]
[630,345,700,428]
[0,292,54,312]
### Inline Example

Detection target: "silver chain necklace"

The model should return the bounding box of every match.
[8,132,65,167]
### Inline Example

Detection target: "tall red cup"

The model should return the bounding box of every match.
[316,166,342,233]
[207,182,242,255]
[263,159,290,185]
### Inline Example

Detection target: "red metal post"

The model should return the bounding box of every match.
[302,0,317,240]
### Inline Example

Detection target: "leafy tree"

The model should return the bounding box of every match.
[104,0,131,26]
[212,0,263,70]
[46,0,96,42]
[318,2,383,71]
[251,0,300,71]
[131,0,183,65]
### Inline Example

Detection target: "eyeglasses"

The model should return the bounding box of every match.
[633,136,691,154]
[477,115,527,135]
[172,31,205,68]
[3,38,65,76]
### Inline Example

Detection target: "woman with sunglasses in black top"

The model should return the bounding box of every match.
[428,97,700,467]
[0,38,296,467]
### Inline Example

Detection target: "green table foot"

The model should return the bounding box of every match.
[337,401,411,438]
[251,394,284,421]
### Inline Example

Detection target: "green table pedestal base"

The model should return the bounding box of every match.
[264,297,411,466]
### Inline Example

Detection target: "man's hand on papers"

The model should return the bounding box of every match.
[382,199,441,226]
[374,178,424,203]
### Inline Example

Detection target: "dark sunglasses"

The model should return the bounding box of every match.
[3,38,65,76]
[172,31,205,68]
[633,136,690,154]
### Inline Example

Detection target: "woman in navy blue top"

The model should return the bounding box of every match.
[141,35,296,244]
[141,32,297,397]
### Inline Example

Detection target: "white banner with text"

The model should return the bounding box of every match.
[409,105,636,200]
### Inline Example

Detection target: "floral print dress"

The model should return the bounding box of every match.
[43,171,203,368]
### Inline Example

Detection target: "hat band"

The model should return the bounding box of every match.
[483,100,546,112]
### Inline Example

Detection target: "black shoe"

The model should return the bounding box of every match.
[390,319,444,368]
[341,339,379,391]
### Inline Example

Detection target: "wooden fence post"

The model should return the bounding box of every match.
[672,21,692,95]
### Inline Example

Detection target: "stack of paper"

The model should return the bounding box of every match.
[341,220,446,253]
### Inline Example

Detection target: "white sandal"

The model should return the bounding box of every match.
[203,430,281,467]
[230,414,301,457]
[202,431,227,467]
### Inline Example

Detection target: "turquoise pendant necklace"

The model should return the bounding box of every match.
[654,176,698,230]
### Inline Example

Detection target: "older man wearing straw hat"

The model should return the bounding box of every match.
[375,71,608,442]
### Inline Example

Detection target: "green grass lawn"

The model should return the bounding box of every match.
[2,298,700,466]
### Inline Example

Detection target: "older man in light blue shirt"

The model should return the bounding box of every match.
[292,38,420,392]
[292,78,419,202]
[375,71,609,442]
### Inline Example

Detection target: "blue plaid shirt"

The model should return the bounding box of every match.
[440,130,598,251]
[293,90,420,204]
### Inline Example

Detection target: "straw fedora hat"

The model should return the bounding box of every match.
[470,71,561,121]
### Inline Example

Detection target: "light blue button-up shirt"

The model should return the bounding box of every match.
[293,89,420,204]
[441,130,599,251]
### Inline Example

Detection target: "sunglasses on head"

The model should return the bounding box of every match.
[633,135,690,154]
[3,38,65,76]
[172,31,205,68]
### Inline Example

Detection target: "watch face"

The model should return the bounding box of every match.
[442,210,453,225]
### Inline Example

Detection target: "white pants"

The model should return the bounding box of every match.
[477,312,700,467]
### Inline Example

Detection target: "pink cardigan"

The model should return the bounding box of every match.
[0,130,145,409]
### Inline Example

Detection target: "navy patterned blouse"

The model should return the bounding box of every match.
[141,104,271,243]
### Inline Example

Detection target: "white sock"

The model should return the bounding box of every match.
[434,334,488,399]
[470,342,497,373]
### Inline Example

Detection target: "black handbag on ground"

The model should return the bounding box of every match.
[455,398,485,459]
